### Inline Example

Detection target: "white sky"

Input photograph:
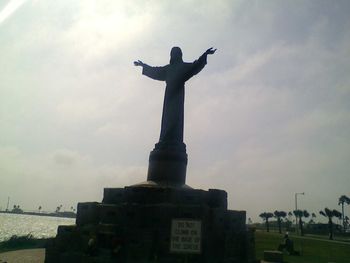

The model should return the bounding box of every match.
[0,0,349,222]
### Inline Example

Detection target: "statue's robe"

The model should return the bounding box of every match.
[142,54,207,145]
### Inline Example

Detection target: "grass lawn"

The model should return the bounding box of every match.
[255,230,350,263]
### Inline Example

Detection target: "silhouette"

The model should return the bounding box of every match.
[285,211,294,231]
[338,195,350,231]
[319,208,342,240]
[293,209,309,236]
[259,212,274,232]
[134,47,216,187]
[134,47,216,145]
[274,210,287,234]
[278,232,299,255]
[11,205,23,213]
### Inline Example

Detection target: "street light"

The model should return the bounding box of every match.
[294,192,305,233]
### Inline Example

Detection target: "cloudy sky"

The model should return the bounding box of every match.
[0,0,349,221]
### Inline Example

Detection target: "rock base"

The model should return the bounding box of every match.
[263,250,283,263]
[46,186,255,263]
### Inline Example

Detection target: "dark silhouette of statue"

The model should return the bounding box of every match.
[134,47,216,145]
[134,47,216,187]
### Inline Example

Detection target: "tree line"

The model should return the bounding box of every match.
[7,204,76,214]
[258,195,350,240]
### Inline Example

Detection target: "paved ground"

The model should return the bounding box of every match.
[0,249,45,263]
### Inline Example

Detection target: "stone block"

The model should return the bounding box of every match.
[98,224,118,235]
[47,186,255,263]
[263,250,283,262]
[227,210,246,231]
[103,188,125,204]
[60,252,85,263]
[246,227,256,263]
[207,189,227,208]
[45,239,60,263]
[76,202,99,226]
[99,204,124,224]
[57,225,76,236]
[125,186,168,204]
[169,189,205,205]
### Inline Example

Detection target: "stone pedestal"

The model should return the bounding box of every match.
[45,186,255,263]
[46,142,255,262]
[147,142,187,187]
[263,250,283,262]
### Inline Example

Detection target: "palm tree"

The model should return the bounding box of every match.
[259,212,274,232]
[55,205,62,213]
[284,211,294,231]
[319,208,342,240]
[293,210,309,236]
[338,195,350,231]
[345,216,349,229]
[287,211,293,222]
[11,205,23,213]
[38,206,42,213]
[274,211,287,234]
[309,212,317,224]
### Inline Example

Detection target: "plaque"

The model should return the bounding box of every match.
[170,219,202,254]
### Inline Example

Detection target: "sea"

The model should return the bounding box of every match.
[0,213,75,242]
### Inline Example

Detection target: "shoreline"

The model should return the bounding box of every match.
[0,210,76,219]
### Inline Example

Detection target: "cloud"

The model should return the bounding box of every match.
[52,149,82,167]
[1,0,350,221]
[0,0,28,26]
[0,146,146,211]
[60,1,154,61]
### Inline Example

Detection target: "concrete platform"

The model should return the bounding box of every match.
[0,248,45,263]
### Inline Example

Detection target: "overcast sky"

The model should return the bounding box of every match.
[0,0,349,222]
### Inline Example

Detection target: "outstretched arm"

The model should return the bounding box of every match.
[134,59,167,81]
[196,47,217,66]
[204,47,217,56]
[134,60,145,67]
[185,47,217,80]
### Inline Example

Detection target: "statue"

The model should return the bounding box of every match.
[134,47,216,145]
[46,47,255,263]
[134,47,216,187]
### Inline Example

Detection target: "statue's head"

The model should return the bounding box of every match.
[170,47,183,64]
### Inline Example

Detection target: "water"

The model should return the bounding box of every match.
[0,213,75,242]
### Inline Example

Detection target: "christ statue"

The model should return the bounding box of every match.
[134,47,216,147]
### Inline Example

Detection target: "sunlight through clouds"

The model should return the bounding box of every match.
[63,1,153,60]
[0,0,28,25]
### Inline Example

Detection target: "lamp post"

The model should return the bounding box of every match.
[294,192,305,234]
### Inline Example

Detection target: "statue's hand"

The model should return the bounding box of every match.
[134,60,144,67]
[205,47,217,55]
